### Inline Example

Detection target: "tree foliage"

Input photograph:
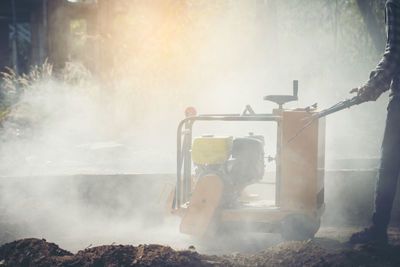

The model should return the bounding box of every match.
[356,0,386,52]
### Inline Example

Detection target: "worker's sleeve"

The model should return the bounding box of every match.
[364,2,400,92]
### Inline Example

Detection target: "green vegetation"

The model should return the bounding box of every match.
[0,61,51,124]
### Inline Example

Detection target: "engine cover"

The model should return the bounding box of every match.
[192,136,233,165]
[229,137,265,185]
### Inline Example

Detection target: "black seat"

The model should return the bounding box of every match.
[264,80,299,109]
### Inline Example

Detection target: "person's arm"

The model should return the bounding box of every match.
[353,1,400,101]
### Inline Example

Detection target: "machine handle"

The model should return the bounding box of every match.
[316,96,364,119]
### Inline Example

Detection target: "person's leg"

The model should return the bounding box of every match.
[372,96,400,230]
[350,96,400,243]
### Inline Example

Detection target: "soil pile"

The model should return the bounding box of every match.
[223,240,338,266]
[1,238,400,266]
[0,239,222,267]
[222,240,400,266]
[0,238,72,266]
[64,244,216,267]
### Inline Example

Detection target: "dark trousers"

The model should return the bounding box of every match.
[372,96,400,231]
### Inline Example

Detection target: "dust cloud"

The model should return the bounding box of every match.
[0,0,389,253]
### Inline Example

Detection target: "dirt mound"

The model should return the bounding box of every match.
[223,240,338,266]
[0,238,72,266]
[222,240,400,267]
[1,238,400,266]
[0,239,220,267]
[63,244,214,267]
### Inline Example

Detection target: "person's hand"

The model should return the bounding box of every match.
[349,85,383,102]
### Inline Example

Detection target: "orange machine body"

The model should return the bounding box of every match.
[167,104,326,240]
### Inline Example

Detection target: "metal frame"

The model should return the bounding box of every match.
[172,113,280,209]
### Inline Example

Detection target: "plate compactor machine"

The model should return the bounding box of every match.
[165,81,362,241]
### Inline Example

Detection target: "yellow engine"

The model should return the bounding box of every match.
[192,136,233,165]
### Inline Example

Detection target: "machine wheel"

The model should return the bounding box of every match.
[280,214,321,241]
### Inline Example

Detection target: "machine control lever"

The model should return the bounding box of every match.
[305,103,318,113]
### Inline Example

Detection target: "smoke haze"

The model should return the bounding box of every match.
[0,0,392,253]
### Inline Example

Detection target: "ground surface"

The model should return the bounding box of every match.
[1,228,400,267]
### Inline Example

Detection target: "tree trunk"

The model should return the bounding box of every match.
[356,0,385,52]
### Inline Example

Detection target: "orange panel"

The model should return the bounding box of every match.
[280,110,325,213]
[180,175,223,237]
